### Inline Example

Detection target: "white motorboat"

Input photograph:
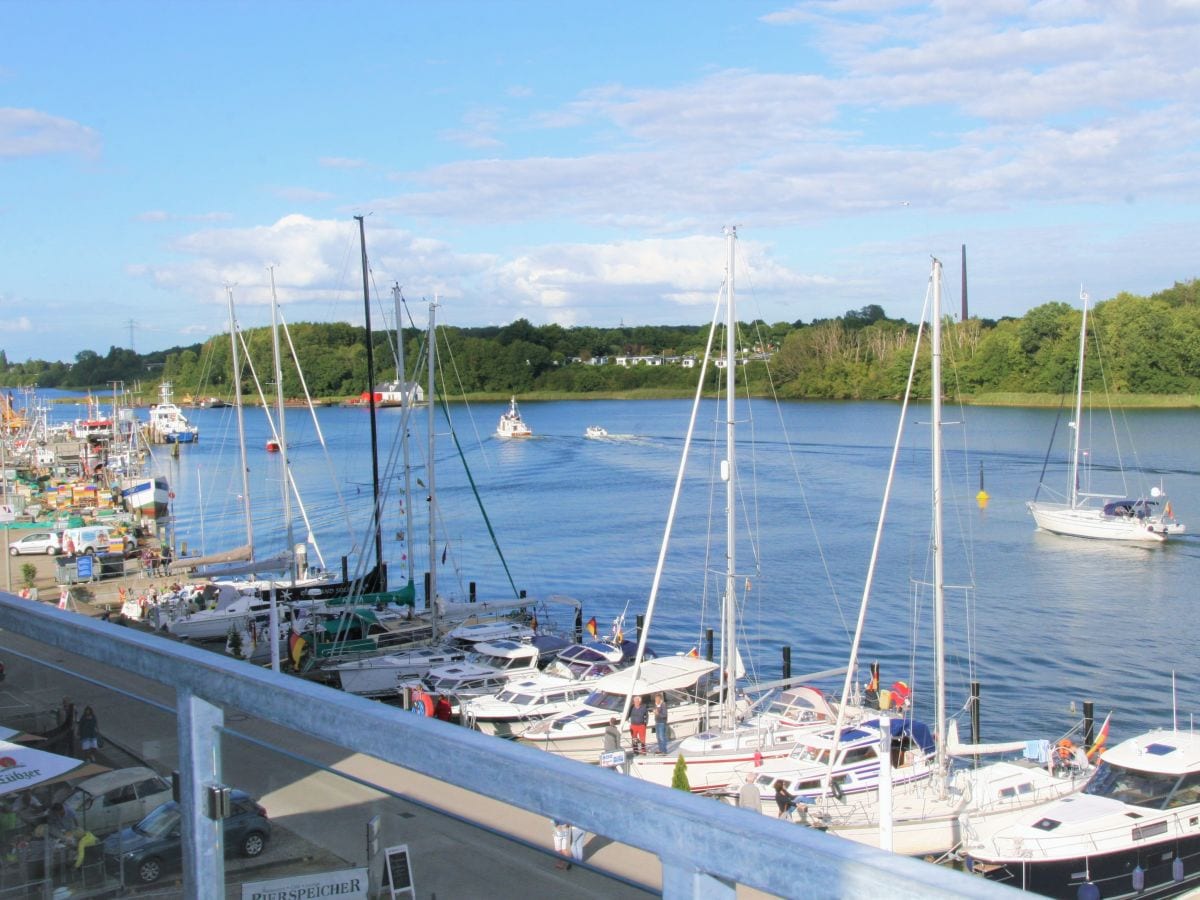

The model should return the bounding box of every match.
[964,725,1200,899]
[407,637,569,708]
[463,636,646,737]
[495,396,533,438]
[734,719,937,811]
[165,583,271,641]
[1027,289,1184,542]
[332,618,539,697]
[520,654,743,762]
[584,425,608,439]
[147,382,199,444]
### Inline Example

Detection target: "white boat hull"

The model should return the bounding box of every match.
[1027,501,1181,542]
[335,648,466,697]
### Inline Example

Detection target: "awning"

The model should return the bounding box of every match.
[0,739,107,797]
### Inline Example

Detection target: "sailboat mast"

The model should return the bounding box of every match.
[355,216,385,584]
[394,283,416,589]
[931,258,947,779]
[225,285,254,558]
[269,268,296,583]
[427,300,439,614]
[1069,292,1089,509]
[722,225,738,726]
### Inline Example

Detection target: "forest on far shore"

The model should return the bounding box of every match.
[3,279,1199,404]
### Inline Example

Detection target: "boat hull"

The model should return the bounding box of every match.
[1028,502,1178,542]
[973,834,1200,900]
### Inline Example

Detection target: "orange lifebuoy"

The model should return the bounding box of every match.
[410,689,434,717]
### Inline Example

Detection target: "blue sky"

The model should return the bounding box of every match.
[3,1,1199,362]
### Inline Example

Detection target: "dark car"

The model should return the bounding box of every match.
[103,790,270,884]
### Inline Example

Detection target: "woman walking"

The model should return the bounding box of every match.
[78,706,100,763]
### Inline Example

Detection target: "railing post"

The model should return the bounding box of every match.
[177,687,225,896]
[662,856,736,899]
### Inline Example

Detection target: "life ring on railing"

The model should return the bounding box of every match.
[1054,739,1076,766]
[410,689,434,717]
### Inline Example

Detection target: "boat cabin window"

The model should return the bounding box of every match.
[841,746,877,767]
[1085,761,1182,809]
[1165,772,1200,809]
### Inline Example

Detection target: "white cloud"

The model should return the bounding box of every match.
[319,157,367,169]
[0,107,100,158]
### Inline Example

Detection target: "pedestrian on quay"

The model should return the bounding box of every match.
[568,823,586,864]
[629,695,648,755]
[78,706,100,763]
[552,819,572,869]
[653,692,669,754]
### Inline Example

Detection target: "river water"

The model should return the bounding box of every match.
[45,392,1200,747]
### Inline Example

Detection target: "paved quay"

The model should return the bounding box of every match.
[0,564,674,898]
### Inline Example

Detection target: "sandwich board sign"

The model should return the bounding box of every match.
[382,844,415,899]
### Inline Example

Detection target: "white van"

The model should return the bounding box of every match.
[61,525,119,556]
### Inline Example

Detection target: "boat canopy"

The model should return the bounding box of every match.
[593,654,718,695]
[1102,498,1158,518]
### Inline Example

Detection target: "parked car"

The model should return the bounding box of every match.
[8,531,61,556]
[103,790,270,884]
[63,767,173,837]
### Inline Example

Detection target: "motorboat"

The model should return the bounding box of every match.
[463,637,648,737]
[165,583,273,641]
[406,636,571,708]
[733,718,937,812]
[147,382,199,444]
[964,726,1200,899]
[519,654,746,762]
[495,396,532,438]
[331,619,538,697]
[584,425,608,439]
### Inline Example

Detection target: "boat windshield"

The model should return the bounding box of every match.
[791,744,830,765]
[1084,761,1200,809]
[585,691,625,712]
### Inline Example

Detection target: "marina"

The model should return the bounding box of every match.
[3,372,1200,896]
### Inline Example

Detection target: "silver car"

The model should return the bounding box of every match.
[63,767,173,837]
[8,531,61,556]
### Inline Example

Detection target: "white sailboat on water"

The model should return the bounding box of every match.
[809,258,1092,855]
[1027,289,1184,542]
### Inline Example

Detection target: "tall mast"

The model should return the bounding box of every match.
[394,283,415,589]
[931,258,947,781]
[269,267,295,583]
[355,216,385,586]
[722,225,738,728]
[427,299,439,612]
[1069,291,1089,509]
[225,285,254,557]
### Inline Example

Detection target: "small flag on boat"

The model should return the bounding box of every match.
[1087,712,1112,760]
[687,646,699,658]
[586,617,598,638]
[530,613,538,632]
[288,631,307,668]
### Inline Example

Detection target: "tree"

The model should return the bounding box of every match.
[671,755,690,792]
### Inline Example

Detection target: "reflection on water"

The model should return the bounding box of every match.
[40,396,1197,746]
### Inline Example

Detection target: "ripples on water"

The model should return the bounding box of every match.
[95,396,1200,745]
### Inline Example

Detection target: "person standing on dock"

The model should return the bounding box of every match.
[653,693,668,754]
[629,695,648,755]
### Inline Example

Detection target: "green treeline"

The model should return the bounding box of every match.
[3,279,1199,402]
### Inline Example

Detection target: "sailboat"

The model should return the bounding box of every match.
[627,226,857,792]
[523,227,765,766]
[805,258,1091,855]
[1027,289,1184,542]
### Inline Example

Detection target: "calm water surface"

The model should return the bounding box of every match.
[48,394,1200,746]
